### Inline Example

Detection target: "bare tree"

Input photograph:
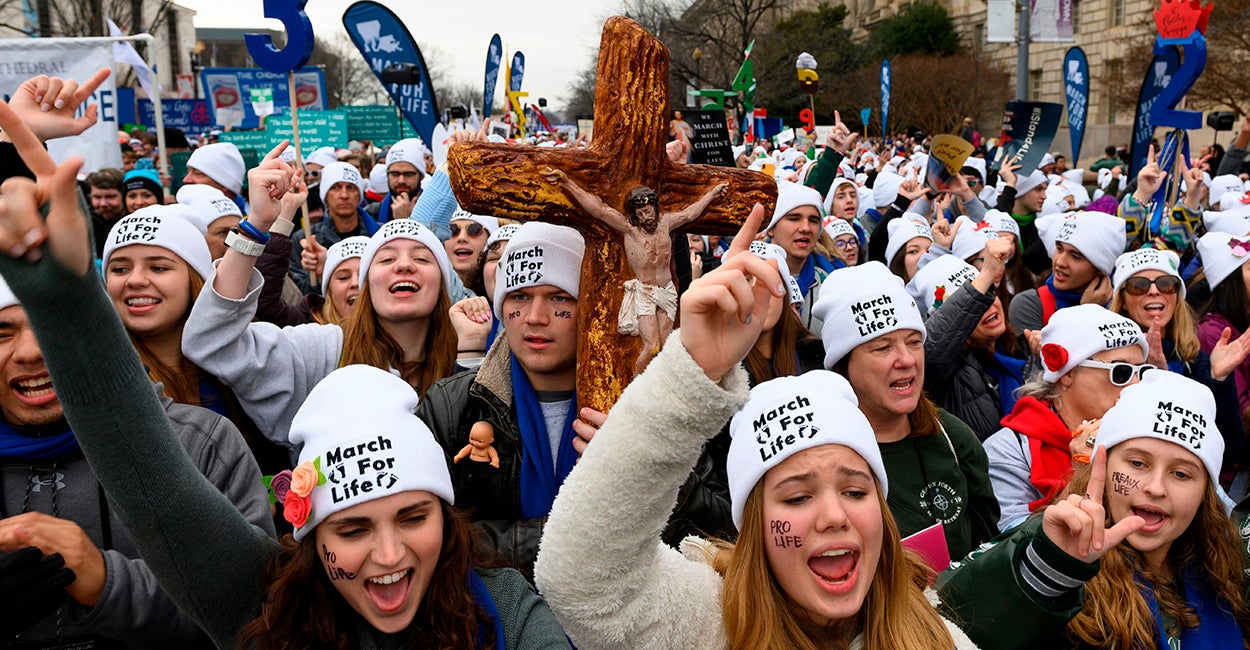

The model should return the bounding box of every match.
[311,35,388,107]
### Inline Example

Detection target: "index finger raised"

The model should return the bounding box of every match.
[1087,444,1109,506]
[0,100,56,177]
[73,67,111,105]
[725,203,766,258]
[262,140,290,163]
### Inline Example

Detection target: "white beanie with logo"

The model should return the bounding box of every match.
[811,261,926,368]
[186,142,245,195]
[493,222,586,320]
[103,205,214,281]
[1037,304,1147,383]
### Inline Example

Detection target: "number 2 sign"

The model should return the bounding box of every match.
[1147,0,1212,130]
[246,0,315,75]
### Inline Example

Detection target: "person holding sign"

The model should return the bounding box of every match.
[0,104,571,647]
[534,208,977,649]
[180,142,458,452]
[812,263,999,559]
[939,371,1250,649]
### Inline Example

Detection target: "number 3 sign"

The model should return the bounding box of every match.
[1147,0,1211,130]
[246,0,315,74]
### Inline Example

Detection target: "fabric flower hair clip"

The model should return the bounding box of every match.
[262,458,327,528]
[1229,237,1250,258]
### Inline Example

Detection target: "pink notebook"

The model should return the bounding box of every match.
[902,522,950,575]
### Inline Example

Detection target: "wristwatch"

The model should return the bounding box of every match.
[225,228,266,257]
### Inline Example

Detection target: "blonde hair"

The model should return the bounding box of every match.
[338,282,457,396]
[1108,288,1200,362]
[710,483,956,650]
[1058,463,1250,648]
[130,269,206,405]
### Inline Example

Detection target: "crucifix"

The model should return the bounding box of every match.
[447,16,777,411]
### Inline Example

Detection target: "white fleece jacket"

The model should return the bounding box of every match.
[534,332,979,650]
[182,266,343,452]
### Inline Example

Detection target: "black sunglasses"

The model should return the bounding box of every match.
[450,222,485,237]
[1122,275,1181,296]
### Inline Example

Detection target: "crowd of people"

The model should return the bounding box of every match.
[1,64,1250,650]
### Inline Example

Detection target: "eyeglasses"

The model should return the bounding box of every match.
[449,222,485,237]
[1122,275,1182,296]
[305,170,321,178]
[629,193,658,208]
[834,239,858,250]
[1077,359,1156,386]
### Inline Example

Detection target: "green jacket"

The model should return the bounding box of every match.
[882,410,1000,559]
[802,147,846,198]
[936,515,1099,650]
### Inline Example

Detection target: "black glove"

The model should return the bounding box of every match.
[0,546,76,642]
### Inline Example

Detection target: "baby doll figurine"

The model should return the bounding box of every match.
[454,421,500,468]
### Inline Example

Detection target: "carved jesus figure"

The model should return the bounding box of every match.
[542,166,728,375]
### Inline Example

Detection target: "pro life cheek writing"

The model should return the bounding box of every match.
[771,520,802,548]
[322,544,357,581]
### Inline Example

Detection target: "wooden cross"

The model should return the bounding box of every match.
[447,16,777,411]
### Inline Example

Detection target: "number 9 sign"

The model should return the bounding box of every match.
[246,0,315,74]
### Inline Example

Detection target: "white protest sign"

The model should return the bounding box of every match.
[0,38,121,172]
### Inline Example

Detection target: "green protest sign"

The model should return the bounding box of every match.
[344,105,400,145]
[267,110,348,149]
[219,130,272,151]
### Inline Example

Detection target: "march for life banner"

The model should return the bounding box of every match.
[343,0,440,146]
[0,38,121,172]
[1129,47,1181,177]
[1063,47,1089,163]
[483,34,502,118]
[880,59,890,137]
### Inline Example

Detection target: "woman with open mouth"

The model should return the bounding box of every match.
[910,239,1029,441]
[1110,247,1249,485]
[534,210,977,649]
[813,262,1000,560]
[940,371,1250,649]
[982,304,1151,533]
[180,141,460,452]
[1008,210,1127,334]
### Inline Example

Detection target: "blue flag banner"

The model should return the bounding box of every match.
[509,51,525,93]
[342,1,440,146]
[1063,47,1089,163]
[880,59,890,137]
[1129,46,1181,177]
[484,34,502,118]
[860,107,871,129]
[993,101,1063,176]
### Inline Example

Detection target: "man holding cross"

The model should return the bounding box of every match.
[542,167,727,374]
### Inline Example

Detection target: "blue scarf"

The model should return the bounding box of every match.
[376,194,396,223]
[0,418,79,461]
[485,317,500,350]
[1044,275,1085,311]
[356,207,381,236]
[467,570,506,649]
[511,356,578,518]
[985,351,1026,415]
[1140,568,1242,650]
[797,254,838,297]
[1161,338,1185,374]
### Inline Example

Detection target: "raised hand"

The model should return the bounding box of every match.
[998,155,1021,188]
[1134,144,1166,204]
[974,236,1013,290]
[390,191,414,220]
[678,204,785,382]
[930,217,960,250]
[1042,446,1145,560]
[898,178,927,203]
[448,118,491,145]
[0,96,90,274]
[826,110,858,154]
[1080,273,1112,306]
[277,175,309,225]
[246,141,297,231]
[449,296,492,355]
[1180,154,1211,211]
[1209,326,1250,382]
[1145,317,1168,369]
[1,69,110,144]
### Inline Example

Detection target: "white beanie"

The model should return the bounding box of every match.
[1097,168,1115,190]
[1042,185,1074,216]
[727,371,886,529]
[175,184,242,234]
[855,185,873,220]
[0,275,18,312]
[1040,153,1056,168]
[985,209,1021,239]
[824,218,856,241]
[884,215,933,265]
[1038,304,1147,383]
[962,157,987,183]
[305,146,338,169]
[279,147,299,165]
[450,208,499,236]
[323,236,371,283]
[1111,248,1184,298]
[367,164,388,195]
[386,138,428,174]
[1015,170,1048,197]
[748,241,798,300]
[318,162,366,204]
[811,261,926,368]
[872,171,904,208]
[103,205,214,281]
[767,182,824,231]
[186,142,245,195]
[486,223,521,249]
[1094,371,1223,487]
[950,215,999,261]
[1219,189,1250,213]
[1196,231,1250,290]
[1203,209,1250,237]
[907,254,979,317]
[492,222,585,320]
[1209,174,1245,207]
[357,219,453,296]
[822,177,858,217]
[286,365,454,541]
[1036,211,1127,276]
[1061,169,1084,186]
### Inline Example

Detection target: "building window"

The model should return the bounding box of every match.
[1071,0,1080,33]
[1112,0,1125,26]
[1106,60,1123,124]
[35,0,51,36]
[167,14,182,76]
[130,0,146,56]
[1030,70,1044,102]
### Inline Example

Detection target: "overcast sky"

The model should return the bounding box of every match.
[177,0,633,109]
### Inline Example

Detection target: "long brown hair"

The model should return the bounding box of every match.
[339,283,457,395]
[1059,463,1250,649]
[237,500,500,649]
[744,308,813,381]
[130,270,206,405]
[710,483,955,650]
[1109,288,1200,363]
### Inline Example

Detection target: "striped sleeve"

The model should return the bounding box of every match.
[1018,530,1099,601]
